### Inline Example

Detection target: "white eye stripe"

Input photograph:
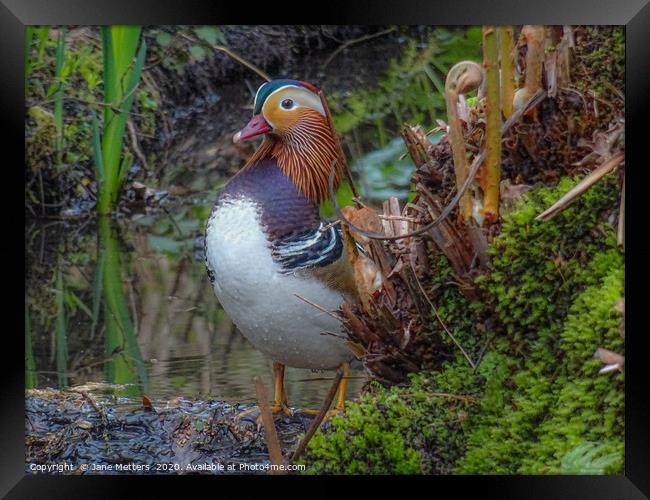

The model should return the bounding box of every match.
[263,85,325,117]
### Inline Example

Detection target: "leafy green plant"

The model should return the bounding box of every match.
[150,26,226,73]
[560,442,622,474]
[326,27,482,209]
[330,27,482,137]
[96,26,147,214]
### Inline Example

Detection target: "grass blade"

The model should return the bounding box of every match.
[35,26,49,63]
[53,27,67,166]
[91,112,104,184]
[24,26,34,84]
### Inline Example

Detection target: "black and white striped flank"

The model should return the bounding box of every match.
[272,222,343,272]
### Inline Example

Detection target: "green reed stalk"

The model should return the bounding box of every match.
[497,26,515,119]
[53,27,66,166]
[35,27,49,64]
[90,229,105,339]
[96,26,146,214]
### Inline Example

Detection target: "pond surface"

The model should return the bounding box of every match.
[24,87,426,409]
[25,205,368,409]
[24,42,434,410]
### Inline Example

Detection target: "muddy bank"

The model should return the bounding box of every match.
[26,387,319,474]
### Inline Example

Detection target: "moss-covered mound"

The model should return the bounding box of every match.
[301,176,624,474]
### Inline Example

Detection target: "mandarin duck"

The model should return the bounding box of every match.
[205,79,362,418]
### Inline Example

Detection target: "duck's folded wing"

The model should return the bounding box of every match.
[271,222,357,297]
[271,222,343,270]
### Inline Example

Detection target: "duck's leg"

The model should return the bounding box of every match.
[300,362,349,418]
[269,362,292,415]
[235,362,292,422]
[333,361,349,413]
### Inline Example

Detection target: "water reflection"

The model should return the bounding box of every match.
[25,209,365,407]
[98,216,148,396]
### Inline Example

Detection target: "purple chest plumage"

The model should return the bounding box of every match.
[216,158,321,241]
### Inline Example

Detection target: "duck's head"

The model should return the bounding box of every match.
[234,79,326,142]
[234,79,340,203]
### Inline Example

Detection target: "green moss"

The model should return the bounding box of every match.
[574,26,625,105]
[301,386,421,475]
[457,176,623,474]
[300,369,479,475]
[521,264,624,473]
[458,253,623,474]
[302,176,623,475]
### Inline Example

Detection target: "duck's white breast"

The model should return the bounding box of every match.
[205,197,352,369]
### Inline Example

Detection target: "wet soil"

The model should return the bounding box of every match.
[26,388,318,475]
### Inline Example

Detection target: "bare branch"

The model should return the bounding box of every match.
[254,376,285,473]
[180,33,271,82]
[289,368,343,464]
[322,27,396,70]
[536,151,624,221]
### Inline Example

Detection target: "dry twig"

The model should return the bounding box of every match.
[413,273,476,369]
[536,151,624,221]
[294,293,342,321]
[254,376,285,473]
[180,33,271,82]
[322,27,396,70]
[289,369,343,465]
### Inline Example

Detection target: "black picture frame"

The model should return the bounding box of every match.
[7,0,649,496]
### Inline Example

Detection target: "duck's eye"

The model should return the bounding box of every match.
[281,98,294,110]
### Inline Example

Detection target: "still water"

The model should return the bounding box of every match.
[25,201,365,408]
[24,93,426,408]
